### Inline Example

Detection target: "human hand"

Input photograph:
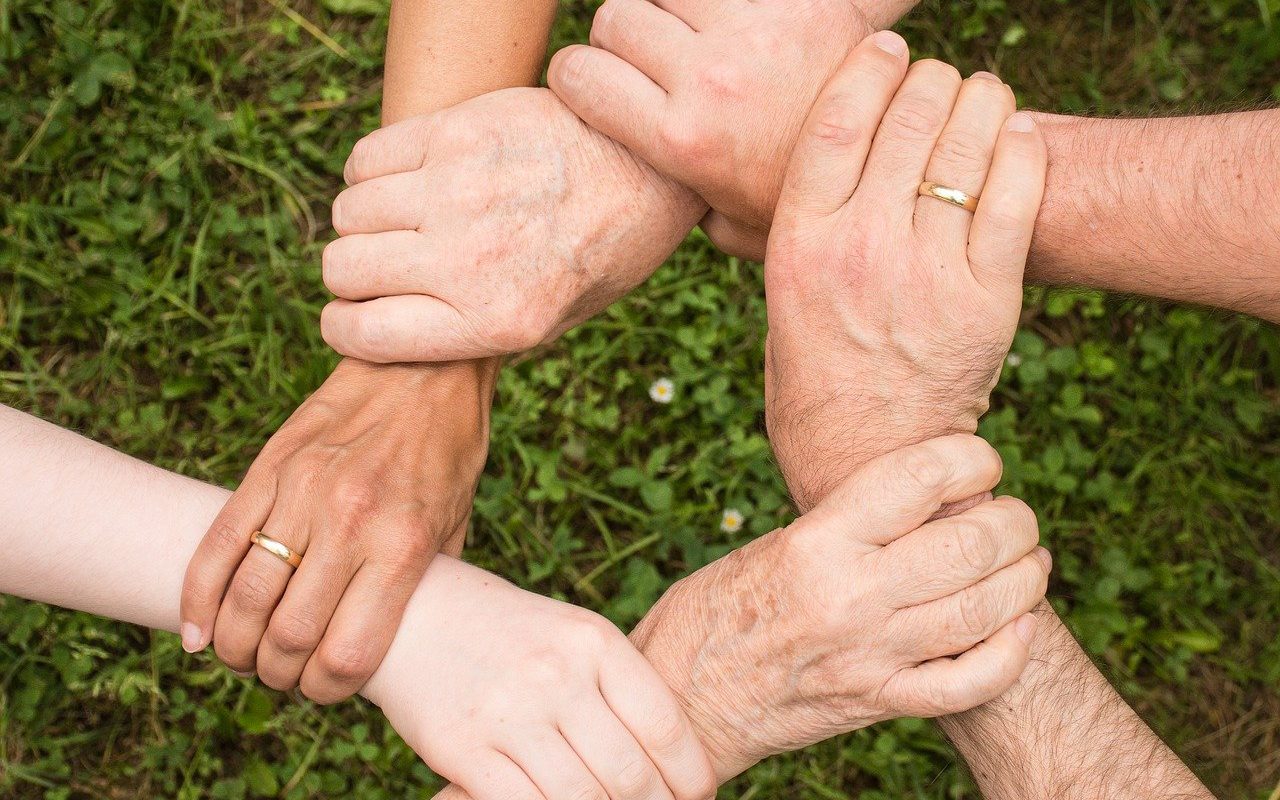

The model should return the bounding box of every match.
[629,435,1049,780]
[362,557,716,800]
[547,0,875,258]
[319,87,705,363]
[180,358,494,702]
[760,35,1047,509]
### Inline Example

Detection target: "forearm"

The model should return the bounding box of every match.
[1029,110,1280,321]
[0,404,474,704]
[383,0,557,124]
[937,603,1212,799]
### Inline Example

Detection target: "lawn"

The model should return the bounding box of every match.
[2,0,1278,797]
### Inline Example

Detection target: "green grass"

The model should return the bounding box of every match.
[2,0,1278,797]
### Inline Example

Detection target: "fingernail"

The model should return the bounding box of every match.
[971,70,1001,82]
[871,31,908,57]
[180,622,206,654]
[232,669,255,679]
[1015,613,1038,644]
[1034,546,1053,572]
[1007,112,1035,133]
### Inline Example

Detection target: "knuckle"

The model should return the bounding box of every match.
[952,516,999,576]
[894,446,950,496]
[229,568,279,615]
[573,612,623,653]
[314,639,378,688]
[327,479,380,523]
[809,93,869,148]
[643,703,688,754]
[885,96,948,139]
[614,756,657,799]
[208,520,249,555]
[695,61,747,101]
[343,135,374,184]
[553,46,592,87]
[265,612,324,657]
[934,131,990,167]
[320,239,353,297]
[914,58,963,86]
[955,584,993,641]
[330,191,354,236]
[658,116,711,165]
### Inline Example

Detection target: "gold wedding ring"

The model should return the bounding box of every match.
[919,181,979,213]
[251,531,303,568]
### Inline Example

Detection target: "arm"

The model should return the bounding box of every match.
[1,404,715,799]
[0,404,1046,796]
[752,36,1213,799]
[546,0,1280,322]
[178,0,558,704]
[1026,111,1280,322]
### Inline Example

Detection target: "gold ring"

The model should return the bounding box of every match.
[919,181,979,213]
[251,531,303,568]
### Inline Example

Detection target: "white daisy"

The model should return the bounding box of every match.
[1006,353,1023,368]
[649,378,675,404]
[720,508,745,534]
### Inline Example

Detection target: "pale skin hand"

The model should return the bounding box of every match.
[0,406,716,800]
[179,0,561,704]
[0,407,1044,797]
[762,32,1047,509]
[319,88,706,363]
[548,0,1280,322]
[627,435,1049,781]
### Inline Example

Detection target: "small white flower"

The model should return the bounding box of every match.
[720,508,745,534]
[1006,353,1023,368]
[649,378,675,404]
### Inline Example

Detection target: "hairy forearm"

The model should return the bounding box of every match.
[937,603,1213,799]
[1028,110,1280,321]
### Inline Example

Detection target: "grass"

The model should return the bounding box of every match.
[1,0,1278,797]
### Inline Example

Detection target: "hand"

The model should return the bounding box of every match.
[547,0,874,258]
[180,358,495,702]
[362,557,717,800]
[319,87,706,363]
[761,36,1047,509]
[630,435,1050,780]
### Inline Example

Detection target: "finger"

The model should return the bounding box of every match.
[212,512,305,674]
[299,560,419,704]
[330,171,429,236]
[321,295,492,363]
[600,648,717,800]
[878,495,1040,606]
[856,59,963,216]
[967,112,1048,293]
[343,115,435,185]
[506,733,609,800]
[452,751,546,800]
[899,548,1051,660]
[914,72,1015,248]
[798,434,1004,549]
[254,543,358,691]
[548,44,670,173]
[561,694,674,800]
[775,30,910,222]
[645,0,736,30]
[180,468,275,653]
[590,0,695,88]
[700,211,766,261]
[322,230,443,301]
[886,612,1039,717]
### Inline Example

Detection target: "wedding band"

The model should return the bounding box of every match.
[919,181,979,213]
[251,531,303,568]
